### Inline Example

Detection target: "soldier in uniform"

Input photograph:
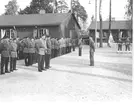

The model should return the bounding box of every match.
[29,38,35,65]
[0,37,10,74]
[45,35,51,69]
[69,38,72,53]
[35,35,47,72]
[51,38,54,58]
[118,38,122,52]
[22,37,29,66]
[10,38,18,72]
[72,39,76,51]
[78,38,82,56]
[89,37,95,66]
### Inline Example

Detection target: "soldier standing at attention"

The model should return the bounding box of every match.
[23,37,29,66]
[45,34,51,69]
[10,38,18,72]
[89,37,95,66]
[29,38,35,65]
[35,35,47,72]
[78,38,82,56]
[0,37,10,74]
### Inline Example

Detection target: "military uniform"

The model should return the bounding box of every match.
[45,36,51,69]
[51,38,55,58]
[89,37,95,66]
[69,38,72,53]
[72,39,76,51]
[23,38,29,66]
[59,38,62,56]
[10,39,18,72]
[29,39,35,65]
[0,38,10,74]
[118,39,122,51]
[78,39,82,56]
[125,38,130,51]
[35,37,47,72]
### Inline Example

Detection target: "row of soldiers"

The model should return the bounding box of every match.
[17,37,76,60]
[0,38,18,74]
[0,36,76,74]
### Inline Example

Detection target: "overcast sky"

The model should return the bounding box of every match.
[0,0,128,25]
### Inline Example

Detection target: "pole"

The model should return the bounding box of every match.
[95,0,97,48]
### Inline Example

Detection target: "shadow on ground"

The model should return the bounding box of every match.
[50,68,132,83]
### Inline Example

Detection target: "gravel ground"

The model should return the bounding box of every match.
[0,45,132,103]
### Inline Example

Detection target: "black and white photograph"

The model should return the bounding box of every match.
[0,0,133,104]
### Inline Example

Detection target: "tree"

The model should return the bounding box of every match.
[125,0,133,20]
[56,0,69,13]
[125,0,133,30]
[99,0,103,47]
[5,0,19,15]
[71,0,88,22]
[19,0,53,14]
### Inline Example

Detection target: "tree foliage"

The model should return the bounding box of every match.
[125,0,133,20]
[71,0,88,22]
[19,0,53,14]
[5,0,19,15]
[56,0,69,13]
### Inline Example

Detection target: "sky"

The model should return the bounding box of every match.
[0,0,128,25]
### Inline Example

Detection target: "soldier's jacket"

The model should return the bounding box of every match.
[22,38,29,53]
[89,38,95,52]
[69,38,72,46]
[59,38,62,48]
[35,38,47,55]
[46,38,51,54]
[78,39,82,48]
[29,39,35,53]
[51,38,55,49]
[10,41,17,58]
[54,39,59,50]
[0,39,11,57]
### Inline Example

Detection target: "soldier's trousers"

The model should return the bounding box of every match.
[79,48,82,56]
[73,46,75,51]
[19,50,24,59]
[10,57,17,71]
[38,54,45,71]
[24,53,29,66]
[90,51,94,66]
[118,45,122,51]
[125,45,130,51]
[1,57,9,74]
[45,54,51,68]
[29,53,34,65]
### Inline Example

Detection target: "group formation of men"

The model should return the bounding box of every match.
[0,38,18,74]
[0,34,76,74]
[117,37,131,52]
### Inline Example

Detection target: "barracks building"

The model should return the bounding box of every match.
[0,13,81,41]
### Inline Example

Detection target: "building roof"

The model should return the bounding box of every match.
[0,13,80,28]
[88,21,132,30]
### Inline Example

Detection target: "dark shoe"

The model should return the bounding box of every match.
[45,67,49,69]
[48,66,52,68]
[38,70,42,72]
[5,71,10,73]
[1,72,5,75]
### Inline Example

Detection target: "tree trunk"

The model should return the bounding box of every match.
[108,0,111,47]
[99,0,103,47]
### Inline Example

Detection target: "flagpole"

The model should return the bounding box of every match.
[95,0,97,48]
